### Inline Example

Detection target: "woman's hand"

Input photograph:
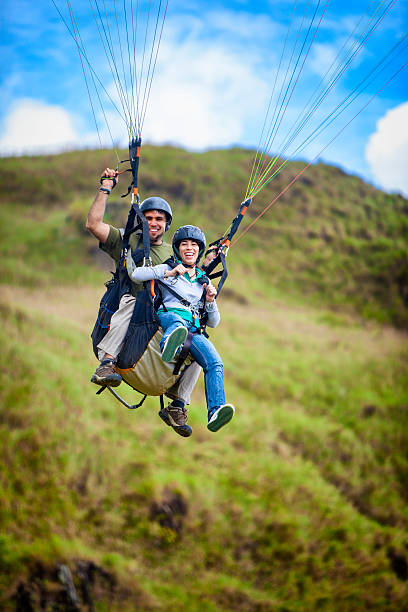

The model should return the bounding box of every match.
[205,283,217,302]
[202,247,217,268]
[165,264,187,278]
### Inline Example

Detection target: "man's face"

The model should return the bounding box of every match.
[143,210,167,244]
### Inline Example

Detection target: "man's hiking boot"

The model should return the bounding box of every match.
[159,402,192,437]
[91,358,122,387]
[161,326,188,362]
[207,404,235,432]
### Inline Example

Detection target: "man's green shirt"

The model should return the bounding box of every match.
[100,225,173,297]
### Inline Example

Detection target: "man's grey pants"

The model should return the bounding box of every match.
[97,294,201,404]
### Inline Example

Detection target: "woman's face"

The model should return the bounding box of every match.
[178,239,199,266]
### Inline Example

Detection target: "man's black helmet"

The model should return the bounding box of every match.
[172,225,206,262]
[140,196,173,231]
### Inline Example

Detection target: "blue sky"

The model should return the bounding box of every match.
[1,0,407,196]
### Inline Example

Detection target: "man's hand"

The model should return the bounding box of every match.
[100,168,118,189]
[86,167,118,243]
[205,283,217,302]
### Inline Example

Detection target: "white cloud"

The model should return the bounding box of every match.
[2,3,404,198]
[139,17,271,150]
[309,42,339,78]
[0,99,81,156]
[205,9,280,42]
[0,11,272,156]
[365,102,408,197]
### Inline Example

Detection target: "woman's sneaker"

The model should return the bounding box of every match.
[91,359,122,387]
[207,404,235,432]
[161,326,188,362]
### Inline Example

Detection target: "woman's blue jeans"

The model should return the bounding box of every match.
[158,312,225,411]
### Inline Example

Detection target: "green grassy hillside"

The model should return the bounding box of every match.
[2,145,407,328]
[1,147,407,610]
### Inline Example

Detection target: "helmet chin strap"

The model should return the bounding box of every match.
[177,256,197,269]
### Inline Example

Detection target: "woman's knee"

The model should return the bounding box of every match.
[203,359,223,375]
